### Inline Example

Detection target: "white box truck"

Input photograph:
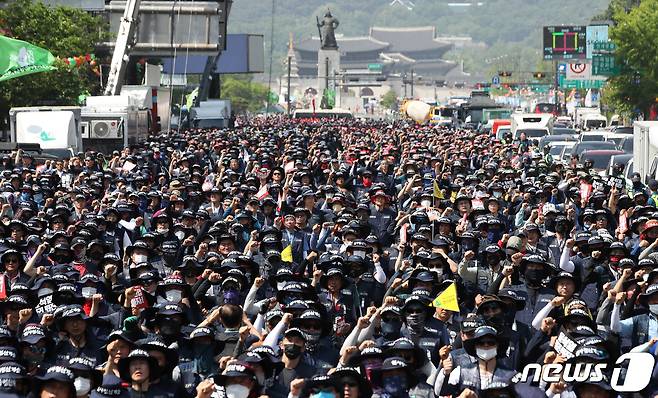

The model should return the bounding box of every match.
[9,107,82,158]
[510,113,554,139]
[633,121,658,183]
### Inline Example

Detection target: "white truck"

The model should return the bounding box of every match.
[574,107,603,130]
[510,113,554,139]
[9,107,82,158]
[633,121,658,183]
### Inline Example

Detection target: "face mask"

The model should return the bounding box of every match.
[650,304,658,315]
[81,287,97,298]
[165,290,182,303]
[225,384,250,398]
[283,343,302,359]
[493,191,503,198]
[476,347,497,361]
[545,219,556,233]
[524,269,546,286]
[487,230,502,243]
[38,288,53,297]
[353,250,366,259]
[609,255,623,263]
[383,374,408,396]
[421,200,432,208]
[159,320,181,337]
[175,231,186,241]
[380,319,402,338]
[133,254,148,264]
[157,227,169,235]
[332,204,343,212]
[302,330,321,352]
[34,193,43,203]
[405,312,426,334]
[276,282,287,291]
[310,392,335,398]
[74,377,92,397]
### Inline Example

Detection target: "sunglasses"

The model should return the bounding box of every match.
[476,339,497,347]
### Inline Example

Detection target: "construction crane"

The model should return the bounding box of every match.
[104,0,141,96]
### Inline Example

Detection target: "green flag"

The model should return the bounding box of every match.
[0,35,56,82]
[267,91,279,104]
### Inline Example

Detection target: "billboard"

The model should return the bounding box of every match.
[161,34,265,75]
[543,26,587,60]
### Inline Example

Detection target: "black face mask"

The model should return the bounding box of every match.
[544,218,556,233]
[283,344,302,359]
[525,269,547,286]
[159,319,182,337]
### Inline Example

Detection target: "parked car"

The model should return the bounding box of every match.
[571,141,618,159]
[580,150,625,174]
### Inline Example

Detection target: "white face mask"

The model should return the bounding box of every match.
[165,289,182,303]
[650,304,658,315]
[277,282,287,291]
[74,377,91,397]
[157,227,169,235]
[175,231,186,241]
[225,384,250,398]
[421,200,432,208]
[133,254,148,264]
[81,287,97,298]
[476,347,497,361]
[353,250,366,259]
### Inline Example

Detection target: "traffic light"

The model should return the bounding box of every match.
[533,72,546,78]
[498,71,512,77]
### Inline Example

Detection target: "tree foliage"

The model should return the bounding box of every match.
[0,0,108,108]
[605,0,658,116]
[220,75,269,114]
[380,90,398,110]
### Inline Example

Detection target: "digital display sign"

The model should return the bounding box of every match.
[543,26,587,60]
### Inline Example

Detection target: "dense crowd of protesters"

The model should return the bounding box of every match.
[0,116,654,398]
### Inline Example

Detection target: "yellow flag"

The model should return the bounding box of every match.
[431,282,460,312]
[433,180,444,199]
[450,191,458,203]
[281,245,293,262]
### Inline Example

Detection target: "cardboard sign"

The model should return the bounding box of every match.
[619,210,628,234]
[607,176,625,190]
[580,183,592,205]
[130,286,149,310]
[35,294,56,317]
[0,275,6,300]
[554,331,577,359]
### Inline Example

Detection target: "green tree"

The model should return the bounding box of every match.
[380,90,398,110]
[606,0,658,116]
[0,0,108,109]
[220,75,269,114]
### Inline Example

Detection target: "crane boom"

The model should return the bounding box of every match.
[104,0,141,96]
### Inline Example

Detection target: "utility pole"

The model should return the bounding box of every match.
[553,60,559,113]
[325,57,329,91]
[410,68,414,98]
[287,55,292,116]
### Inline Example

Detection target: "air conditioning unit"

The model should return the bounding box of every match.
[80,121,90,138]
[90,119,122,139]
